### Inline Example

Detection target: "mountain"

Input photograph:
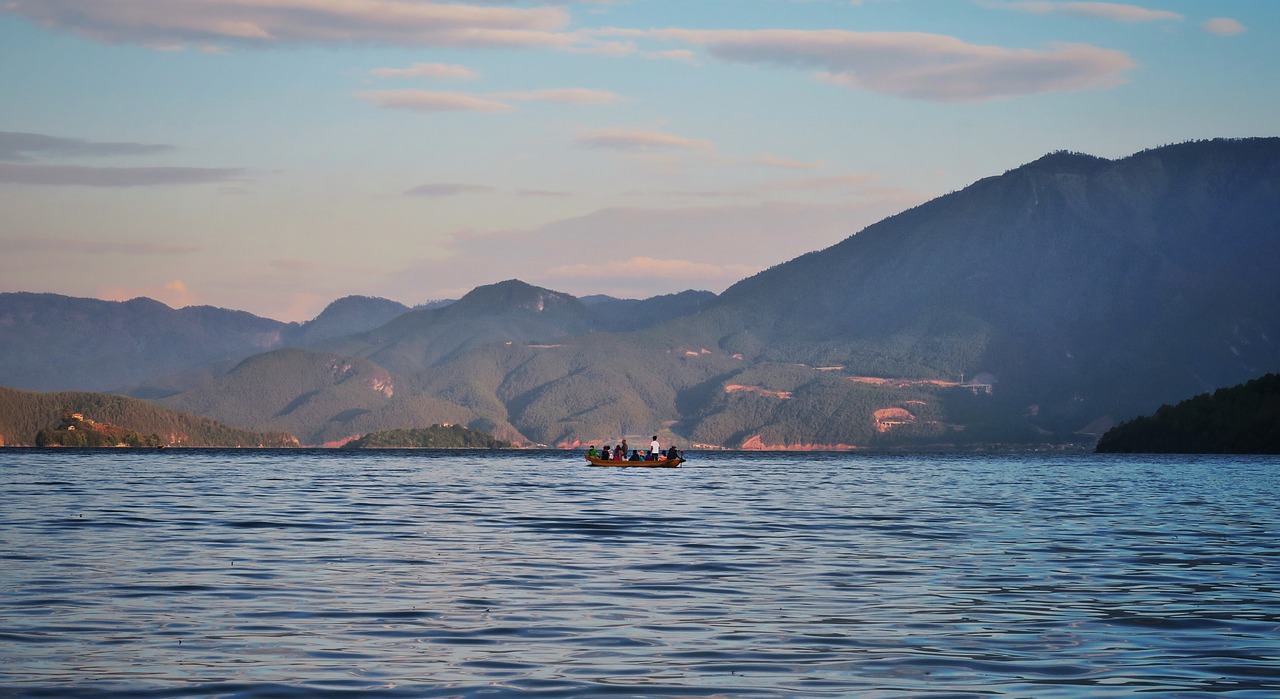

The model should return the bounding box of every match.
[0,293,288,392]
[155,348,411,446]
[675,138,1280,440]
[581,290,717,332]
[0,386,297,447]
[283,295,411,346]
[1096,373,1280,453]
[8,139,1279,449]
[317,280,601,378]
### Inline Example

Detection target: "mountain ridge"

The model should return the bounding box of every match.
[4,138,1278,448]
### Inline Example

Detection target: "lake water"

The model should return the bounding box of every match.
[1,449,1278,698]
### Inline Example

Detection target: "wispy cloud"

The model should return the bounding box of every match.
[358,87,618,112]
[404,183,497,197]
[370,62,479,80]
[0,0,573,49]
[576,128,715,151]
[495,88,619,104]
[357,90,515,112]
[0,132,173,162]
[608,28,1135,102]
[1203,18,1247,36]
[0,163,247,187]
[987,2,1183,22]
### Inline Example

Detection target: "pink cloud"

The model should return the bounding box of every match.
[576,128,715,151]
[1,0,572,49]
[992,2,1183,22]
[356,90,514,113]
[370,62,479,80]
[497,88,620,104]
[620,28,1135,102]
[1203,18,1247,36]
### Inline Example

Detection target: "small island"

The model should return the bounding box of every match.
[1096,373,1280,454]
[340,424,511,449]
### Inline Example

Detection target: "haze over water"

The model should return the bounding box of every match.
[2,449,1278,697]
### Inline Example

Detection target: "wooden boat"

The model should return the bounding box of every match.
[585,455,683,468]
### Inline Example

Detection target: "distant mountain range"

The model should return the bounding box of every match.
[2,138,1277,448]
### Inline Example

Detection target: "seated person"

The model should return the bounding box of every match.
[665,445,681,460]
[628,450,642,461]
[601,446,611,460]
[586,445,599,458]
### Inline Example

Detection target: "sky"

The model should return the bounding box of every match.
[1,0,1276,322]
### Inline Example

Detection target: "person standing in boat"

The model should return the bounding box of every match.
[620,438,628,457]
[650,435,661,457]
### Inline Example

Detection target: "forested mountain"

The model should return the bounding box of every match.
[0,386,297,447]
[282,295,411,346]
[1096,373,1280,453]
[5,139,1278,448]
[680,138,1280,439]
[581,290,717,332]
[0,293,287,392]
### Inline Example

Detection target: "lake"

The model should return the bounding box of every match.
[1,449,1278,698]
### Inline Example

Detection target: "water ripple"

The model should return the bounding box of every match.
[1,449,1278,697]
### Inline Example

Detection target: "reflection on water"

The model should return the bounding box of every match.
[1,449,1278,697]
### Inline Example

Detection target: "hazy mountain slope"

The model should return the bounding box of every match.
[0,293,288,392]
[412,331,740,447]
[581,290,717,332]
[319,280,600,379]
[157,348,405,445]
[0,386,296,447]
[284,295,410,346]
[695,138,1280,435]
[12,139,1278,449]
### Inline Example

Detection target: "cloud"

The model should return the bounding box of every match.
[405,183,497,197]
[370,62,479,80]
[496,88,620,104]
[616,28,1135,102]
[989,2,1183,22]
[1203,18,1247,36]
[356,89,515,112]
[0,131,173,162]
[576,128,715,151]
[0,163,247,187]
[1,0,574,49]
[358,87,617,112]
